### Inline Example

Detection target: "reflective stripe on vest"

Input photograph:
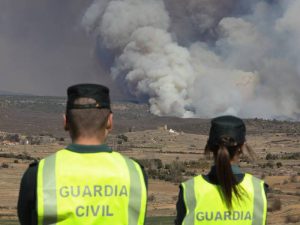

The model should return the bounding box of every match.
[37,149,147,225]
[182,174,267,225]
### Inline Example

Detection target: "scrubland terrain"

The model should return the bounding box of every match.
[0,96,300,224]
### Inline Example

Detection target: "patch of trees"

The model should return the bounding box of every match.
[0,133,59,145]
[133,158,209,184]
[266,152,300,160]
[286,215,300,223]
[0,152,37,161]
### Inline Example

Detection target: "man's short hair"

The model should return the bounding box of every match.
[66,98,111,140]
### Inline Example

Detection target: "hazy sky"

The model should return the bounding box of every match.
[2,0,300,119]
[0,0,121,97]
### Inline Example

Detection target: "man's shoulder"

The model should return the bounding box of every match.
[29,160,39,168]
[244,173,266,183]
[113,152,142,166]
[21,160,39,185]
[39,149,67,161]
[22,160,39,173]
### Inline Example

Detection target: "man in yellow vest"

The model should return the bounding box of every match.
[18,84,147,225]
[175,115,267,225]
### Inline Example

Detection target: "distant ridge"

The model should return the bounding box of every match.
[0,90,33,96]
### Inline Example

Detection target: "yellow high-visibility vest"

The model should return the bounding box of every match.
[181,174,267,225]
[37,149,147,225]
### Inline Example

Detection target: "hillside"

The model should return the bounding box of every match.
[1,95,300,137]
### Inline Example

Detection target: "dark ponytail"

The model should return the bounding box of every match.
[216,141,240,209]
[205,136,243,209]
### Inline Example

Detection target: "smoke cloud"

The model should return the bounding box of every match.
[82,0,300,119]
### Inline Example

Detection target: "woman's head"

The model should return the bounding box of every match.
[205,115,246,160]
[205,115,248,209]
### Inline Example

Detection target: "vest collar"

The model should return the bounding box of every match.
[66,144,112,153]
[209,164,243,175]
[231,164,243,175]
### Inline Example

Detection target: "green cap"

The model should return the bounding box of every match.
[67,84,111,110]
[207,115,246,145]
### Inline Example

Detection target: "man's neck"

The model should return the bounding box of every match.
[73,137,105,145]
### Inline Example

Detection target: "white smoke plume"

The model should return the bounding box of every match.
[82,0,300,119]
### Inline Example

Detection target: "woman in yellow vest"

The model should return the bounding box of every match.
[175,115,267,225]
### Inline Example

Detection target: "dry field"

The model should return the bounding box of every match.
[0,96,300,224]
[0,129,300,224]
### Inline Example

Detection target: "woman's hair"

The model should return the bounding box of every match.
[205,116,254,209]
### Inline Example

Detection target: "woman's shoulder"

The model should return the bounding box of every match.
[180,175,205,186]
[243,173,269,193]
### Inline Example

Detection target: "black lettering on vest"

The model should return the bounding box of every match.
[71,186,80,197]
[60,186,69,198]
[224,211,231,220]
[244,211,252,220]
[94,185,102,197]
[106,205,114,216]
[206,212,213,221]
[215,212,222,221]
[105,185,113,196]
[115,185,118,195]
[196,212,204,221]
[102,204,105,216]
[91,205,100,216]
[119,185,128,196]
[86,205,89,217]
[82,185,92,197]
[233,211,240,220]
[76,206,85,217]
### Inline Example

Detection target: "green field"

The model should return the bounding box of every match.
[0,217,175,225]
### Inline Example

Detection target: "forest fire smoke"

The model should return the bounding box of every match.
[82,0,300,119]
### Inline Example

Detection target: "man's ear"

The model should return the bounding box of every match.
[106,113,113,132]
[63,114,69,131]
